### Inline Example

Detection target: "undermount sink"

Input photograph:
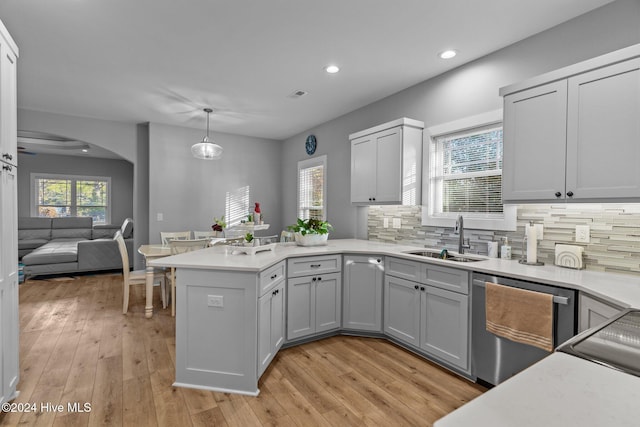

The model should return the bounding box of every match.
[403,249,485,263]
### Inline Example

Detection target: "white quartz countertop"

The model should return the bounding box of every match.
[435,352,640,427]
[150,238,640,308]
[152,238,640,424]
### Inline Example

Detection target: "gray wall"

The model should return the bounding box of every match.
[17,153,134,225]
[280,0,640,239]
[148,122,283,244]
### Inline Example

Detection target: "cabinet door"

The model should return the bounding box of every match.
[315,272,341,334]
[343,255,383,332]
[0,166,18,403]
[258,281,285,377]
[287,276,315,340]
[579,293,623,333]
[374,127,402,203]
[257,288,273,377]
[503,81,568,202]
[350,135,377,203]
[383,276,420,346]
[0,43,17,167]
[271,281,285,353]
[420,286,468,371]
[566,58,640,200]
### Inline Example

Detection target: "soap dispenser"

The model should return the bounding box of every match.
[501,237,512,260]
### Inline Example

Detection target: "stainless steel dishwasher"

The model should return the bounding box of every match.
[471,272,577,386]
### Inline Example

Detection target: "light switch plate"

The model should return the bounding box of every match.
[575,225,590,243]
[156,212,163,221]
[383,218,389,228]
[392,218,402,229]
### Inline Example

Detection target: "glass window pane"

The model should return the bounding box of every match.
[77,180,107,206]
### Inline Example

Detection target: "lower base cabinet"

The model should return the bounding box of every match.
[258,280,285,377]
[383,257,470,373]
[579,293,623,333]
[342,255,383,332]
[287,272,342,341]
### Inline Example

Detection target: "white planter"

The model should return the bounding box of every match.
[294,232,329,247]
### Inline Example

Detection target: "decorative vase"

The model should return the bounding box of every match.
[294,232,328,247]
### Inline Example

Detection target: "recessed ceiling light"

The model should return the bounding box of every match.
[81,149,88,153]
[438,50,458,59]
[324,65,340,74]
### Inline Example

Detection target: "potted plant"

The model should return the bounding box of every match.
[244,232,254,246]
[287,218,333,246]
[212,215,226,237]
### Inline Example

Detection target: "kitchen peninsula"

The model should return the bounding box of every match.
[150,238,640,401]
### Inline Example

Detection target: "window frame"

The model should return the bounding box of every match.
[422,110,516,231]
[31,172,112,224]
[297,155,327,221]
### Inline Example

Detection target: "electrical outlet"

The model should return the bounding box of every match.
[392,218,402,229]
[383,218,389,228]
[207,295,224,308]
[575,225,590,243]
[156,212,163,221]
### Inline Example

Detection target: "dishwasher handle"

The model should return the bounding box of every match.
[473,279,569,305]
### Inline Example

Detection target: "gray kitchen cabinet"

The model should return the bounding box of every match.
[384,257,470,372]
[579,293,623,333]
[420,285,468,369]
[258,280,285,378]
[343,255,384,332]
[503,81,568,201]
[350,118,423,205]
[287,255,342,341]
[384,275,421,346]
[502,47,640,203]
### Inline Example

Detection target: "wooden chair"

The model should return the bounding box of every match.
[167,238,209,317]
[160,231,191,245]
[115,231,167,315]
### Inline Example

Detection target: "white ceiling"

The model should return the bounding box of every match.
[0,0,614,147]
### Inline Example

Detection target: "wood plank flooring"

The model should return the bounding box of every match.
[1,273,486,426]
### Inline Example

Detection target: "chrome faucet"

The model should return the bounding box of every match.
[455,215,471,254]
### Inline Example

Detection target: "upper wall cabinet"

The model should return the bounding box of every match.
[349,118,424,205]
[501,44,640,203]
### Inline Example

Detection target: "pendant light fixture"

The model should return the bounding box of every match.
[191,108,223,160]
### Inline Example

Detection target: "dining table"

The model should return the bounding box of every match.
[137,244,172,318]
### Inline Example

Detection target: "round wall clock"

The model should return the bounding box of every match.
[305,134,317,155]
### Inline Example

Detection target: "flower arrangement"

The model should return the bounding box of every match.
[212,215,226,232]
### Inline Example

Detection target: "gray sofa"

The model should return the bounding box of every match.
[19,217,134,277]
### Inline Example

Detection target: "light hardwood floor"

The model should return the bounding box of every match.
[1,273,486,426]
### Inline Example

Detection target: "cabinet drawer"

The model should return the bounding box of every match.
[259,261,286,296]
[385,257,421,282]
[422,264,469,295]
[287,255,341,278]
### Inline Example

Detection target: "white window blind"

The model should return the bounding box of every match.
[430,124,503,216]
[225,185,250,227]
[298,156,326,220]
